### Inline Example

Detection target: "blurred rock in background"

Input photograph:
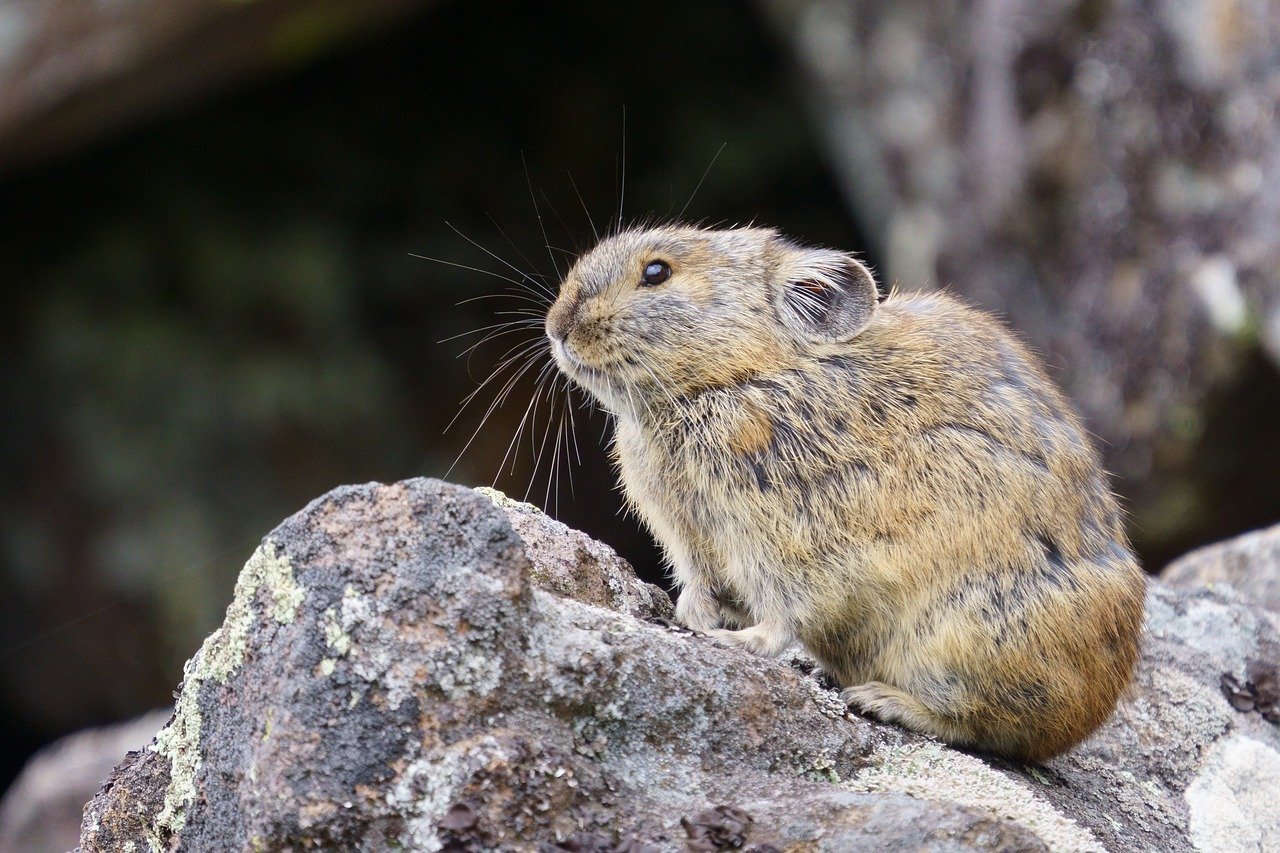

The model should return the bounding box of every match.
[761,0,1280,563]
[3,0,1280,821]
[0,709,169,853]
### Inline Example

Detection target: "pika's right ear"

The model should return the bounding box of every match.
[773,243,879,343]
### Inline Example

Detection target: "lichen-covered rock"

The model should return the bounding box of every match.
[77,479,1280,851]
[1162,523,1280,613]
[474,487,674,623]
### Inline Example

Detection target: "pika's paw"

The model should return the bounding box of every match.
[704,625,794,658]
[674,587,721,634]
[841,681,967,745]
[841,681,908,719]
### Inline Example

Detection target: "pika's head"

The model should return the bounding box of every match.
[545,224,878,413]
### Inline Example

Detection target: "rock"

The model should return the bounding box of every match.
[77,479,1280,851]
[0,709,169,853]
[0,0,430,175]
[474,487,674,623]
[1162,523,1280,613]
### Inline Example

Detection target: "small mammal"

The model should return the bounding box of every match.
[545,224,1145,761]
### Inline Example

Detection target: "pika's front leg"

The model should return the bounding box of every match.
[674,581,722,633]
[706,621,796,658]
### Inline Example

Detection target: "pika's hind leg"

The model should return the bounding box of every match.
[841,681,970,745]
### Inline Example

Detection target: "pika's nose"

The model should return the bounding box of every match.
[545,293,579,342]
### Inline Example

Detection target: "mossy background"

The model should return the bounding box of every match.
[2,0,1279,797]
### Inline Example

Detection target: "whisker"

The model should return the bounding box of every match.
[617,105,627,233]
[444,341,549,479]
[522,152,564,281]
[539,187,581,259]
[456,290,549,307]
[446,221,557,301]
[678,141,727,222]
[452,337,547,425]
[439,317,541,345]
[455,322,543,360]
[567,169,599,243]
[484,212,559,296]
[410,253,528,290]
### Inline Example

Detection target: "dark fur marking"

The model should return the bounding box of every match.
[751,461,771,491]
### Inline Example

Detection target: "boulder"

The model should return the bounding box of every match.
[1162,523,1280,614]
[77,479,1280,851]
[0,0,430,174]
[0,709,169,853]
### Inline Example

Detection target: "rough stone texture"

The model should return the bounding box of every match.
[475,487,675,623]
[0,709,169,853]
[1163,523,1280,613]
[77,479,1280,851]
[761,0,1280,538]
[0,0,428,174]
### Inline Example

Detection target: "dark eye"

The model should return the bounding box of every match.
[641,260,672,287]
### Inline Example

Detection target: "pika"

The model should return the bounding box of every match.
[544,224,1145,761]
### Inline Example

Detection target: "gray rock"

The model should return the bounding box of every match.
[0,0,431,174]
[474,487,674,623]
[0,709,169,853]
[1162,524,1280,613]
[78,479,1280,851]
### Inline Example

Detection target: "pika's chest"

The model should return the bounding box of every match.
[613,413,793,543]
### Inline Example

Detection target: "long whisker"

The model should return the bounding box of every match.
[454,321,544,360]
[484,212,559,295]
[439,317,541,345]
[678,141,727,222]
[444,339,549,478]
[452,336,547,425]
[456,290,549,307]
[446,221,557,301]
[522,152,563,281]
[617,105,627,233]
[568,169,599,243]
[410,253,530,290]
[539,188,580,260]
[494,358,558,488]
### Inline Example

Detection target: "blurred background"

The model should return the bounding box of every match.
[2,0,1280,835]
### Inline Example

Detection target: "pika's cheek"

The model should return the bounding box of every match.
[567,316,611,352]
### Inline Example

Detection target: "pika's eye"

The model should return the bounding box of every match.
[641,260,672,287]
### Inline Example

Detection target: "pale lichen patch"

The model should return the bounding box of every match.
[148,539,305,840]
[322,602,352,656]
[1186,735,1280,851]
[846,741,1104,852]
[474,485,539,513]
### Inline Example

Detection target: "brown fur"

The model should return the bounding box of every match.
[545,224,1146,761]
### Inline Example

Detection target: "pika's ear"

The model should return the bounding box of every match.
[774,245,879,343]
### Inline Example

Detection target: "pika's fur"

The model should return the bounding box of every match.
[545,224,1145,761]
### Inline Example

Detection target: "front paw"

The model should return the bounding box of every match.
[705,625,793,658]
[675,587,721,633]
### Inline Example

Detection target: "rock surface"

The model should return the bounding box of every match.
[0,0,429,174]
[0,709,169,853]
[1163,522,1280,614]
[78,479,1280,851]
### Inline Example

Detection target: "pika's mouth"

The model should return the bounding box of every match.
[551,338,609,384]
